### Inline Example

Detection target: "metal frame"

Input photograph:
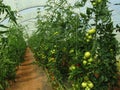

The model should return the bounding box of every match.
[0,5,44,23]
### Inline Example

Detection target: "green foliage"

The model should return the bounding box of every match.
[0,1,17,24]
[28,0,120,90]
[0,25,26,90]
[0,1,26,89]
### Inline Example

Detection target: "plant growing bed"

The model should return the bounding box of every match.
[28,0,120,90]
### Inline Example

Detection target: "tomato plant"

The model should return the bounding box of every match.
[0,1,26,90]
[28,0,120,90]
[0,25,26,90]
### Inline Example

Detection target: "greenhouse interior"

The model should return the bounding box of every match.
[0,0,120,90]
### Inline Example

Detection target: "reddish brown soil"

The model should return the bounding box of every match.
[6,47,53,90]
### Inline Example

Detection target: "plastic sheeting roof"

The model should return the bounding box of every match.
[3,0,46,11]
[2,0,78,23]
[1,0,49,36]
[2,0,120,24]
[3,0,46,23]
[1,0,78,36]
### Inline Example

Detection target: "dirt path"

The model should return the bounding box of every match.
[6,47,53,90]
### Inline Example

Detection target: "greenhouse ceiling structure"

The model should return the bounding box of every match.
[1,0,120,39]
[1,0,120,90]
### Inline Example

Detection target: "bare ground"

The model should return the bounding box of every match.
[6,47,53,90]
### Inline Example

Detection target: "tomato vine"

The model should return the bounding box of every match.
[28,0,120,90]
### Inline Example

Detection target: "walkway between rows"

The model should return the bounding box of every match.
[6,47,53,90]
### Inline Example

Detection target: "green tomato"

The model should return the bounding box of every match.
[81,82,87,88]
[51,49,55,54]
[85,86,91,90]
[86,33,89,37]
[69,65,76,71]
[92,2,96,6]
[54,31,59,35]
[87,35,92,39]
[88,28,96,34]
[84,52,91,59]
[76,84,79,88]
[88,58,93,62]
[97,0,102,3]
[88,81,94,88]
[69,49,74,53]
[86,39,90,42]
[83,60,87,65]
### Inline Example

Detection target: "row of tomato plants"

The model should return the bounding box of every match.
[0,1,26,90]
[0,25,26,90]
[28,0,120,90]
